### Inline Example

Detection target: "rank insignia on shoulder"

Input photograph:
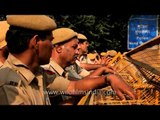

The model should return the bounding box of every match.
[43,70,57,85]
[9,81,18,86]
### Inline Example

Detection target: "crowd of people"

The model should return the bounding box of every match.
[0,15,137,105]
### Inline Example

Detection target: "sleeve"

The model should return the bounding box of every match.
[74,63,82,73]
[47,76,70,91]
[0,85,24,105]
[74,63,90,77]
[79,68,90,77]
[0,67,25,105]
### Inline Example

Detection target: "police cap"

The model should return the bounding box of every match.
[6,15,57,31]
[52,28,77,45]
[77,33,87,40]
[107,50,117,57]
[87,53,96,60]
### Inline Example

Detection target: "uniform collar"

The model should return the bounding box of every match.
[6,54,36,85]
[75,60,80,66]
[49,58,64,76]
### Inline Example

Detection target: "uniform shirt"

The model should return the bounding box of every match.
[65,61,90,80]
[79,55,93,64]
[0,54,50,105]
[75,60,90,77]
[42,58,70,91]
[42,59,77,104]
[65,65,83,80]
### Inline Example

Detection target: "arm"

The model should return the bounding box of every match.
[80,63,104,71]
[46,68,137,100]
[66,74,137,100]
[88,66,115,77]
[0,85,24,105]
[105,74,137,100]
[68,76,107,91]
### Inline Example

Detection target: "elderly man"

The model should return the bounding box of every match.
[0,15,57,105]
[42,27,137,105]
[0,21,9,68]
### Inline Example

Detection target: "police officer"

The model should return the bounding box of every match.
[0,15,57,105]
[65,34,115,80]
[77,33,110,71]
[42,27,137,105]
[0,21,9,68]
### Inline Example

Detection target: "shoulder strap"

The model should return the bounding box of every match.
[0,67,21,86]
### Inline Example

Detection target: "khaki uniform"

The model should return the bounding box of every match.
[48,28,85,104]
[42,58,71,104]
[42,59,84,105]
[0,15,57,105]
[65,61,90,80]
[75,60,90,77]
[0,54,50,105]
[79,54,93,64]
[65,65,83,80]
[42,58,70,91]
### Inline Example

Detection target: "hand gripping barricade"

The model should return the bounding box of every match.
[78,35,160,105]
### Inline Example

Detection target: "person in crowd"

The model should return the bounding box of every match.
[42,27,137,105]
[0,15,57,105]
[77,33,110,71]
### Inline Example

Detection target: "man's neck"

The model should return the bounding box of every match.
[12,52,39,74]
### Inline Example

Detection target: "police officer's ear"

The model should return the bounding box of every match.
[54,44,63,53]
[29,35,39,49]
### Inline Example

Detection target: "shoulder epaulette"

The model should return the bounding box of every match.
[43,69,57,86]
[0,67,21,86]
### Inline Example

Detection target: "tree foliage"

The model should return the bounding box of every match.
[1,14,131,53]
[53,15,131,53]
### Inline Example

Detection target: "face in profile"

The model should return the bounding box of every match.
[61,38,79,66]
[82,41,89,53]
[38,36,53,65]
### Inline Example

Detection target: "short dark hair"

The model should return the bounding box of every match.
[78,39,87,44]
[6,26,52,54]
